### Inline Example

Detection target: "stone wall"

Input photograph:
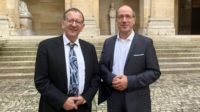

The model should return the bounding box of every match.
[24,0,64,35]
[0,0,194,36]
[0,0,7,15]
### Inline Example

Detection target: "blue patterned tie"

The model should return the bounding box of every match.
[68,43,79,96]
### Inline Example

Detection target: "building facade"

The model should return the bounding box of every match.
[0,0,200,37]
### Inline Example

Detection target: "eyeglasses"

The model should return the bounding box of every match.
[66,19,83,25]
[116,15,134,20]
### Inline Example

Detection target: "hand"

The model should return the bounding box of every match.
[112,75,128,91]
[75,95,85,106]
[63,97,78,111]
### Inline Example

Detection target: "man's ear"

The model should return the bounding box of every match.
[133,17,136,25]
[61,20,65,29]
[80,23,85,32]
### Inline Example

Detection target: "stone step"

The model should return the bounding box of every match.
[97,53,200,58]
[0,66,34,73]
[160,62,200,68]
[97,54,101,59]
[152,35,200,41]
[9,40,38,43]
[0,61,35,67]
[96,49,200,54]
[96,50,200,55]
[4,41,104,47]
[0,73,33,79]
[154,45,200,49]
[89,42,104,46]
[0,56,35,61]
[3,43,38,47]
[157,53,200,57]
[2,35,200,76]
[5,35,200,41]
[156,48,200,53]
[161,68,200,74]
[154,42,200,45]
[0,47,37,51]
[0,39,6,47]
[158,57,200,62]
[0,51,36,56]
[6,40,40,42]
[7,36,105,41]
[94,46,103,49]
[95,45,200,51]
[96,56,200,63]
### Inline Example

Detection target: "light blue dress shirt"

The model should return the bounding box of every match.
[112,31,135,75]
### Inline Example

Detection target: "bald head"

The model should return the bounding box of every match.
[116,5,136,18]
[115,5,136,38]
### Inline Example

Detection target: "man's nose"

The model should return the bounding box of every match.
[122,17,127,21]
[72,21,77,25]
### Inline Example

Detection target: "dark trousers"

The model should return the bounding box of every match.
[107,90,127,112]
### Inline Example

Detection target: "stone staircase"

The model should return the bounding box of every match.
[154,35,200,74]
[0,36,45,78]
[1,35,200,78]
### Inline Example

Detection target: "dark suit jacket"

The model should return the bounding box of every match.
[98,34,161,112]
[34,35,100,112]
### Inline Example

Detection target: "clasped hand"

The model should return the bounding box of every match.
[112,75,128,91]
[63,95,85,111]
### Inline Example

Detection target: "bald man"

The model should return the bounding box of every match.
[98,5,161,112]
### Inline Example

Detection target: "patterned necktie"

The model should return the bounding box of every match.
[68,43,79,96]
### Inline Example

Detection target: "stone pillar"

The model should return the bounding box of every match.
[0,16,9,37]
[19,15,34,35]
[65,0,72,10]
[1,0,22,36]
[0,0,7,16]
[66,0,100,36]
[109,3,116,35]
[19,0,34,35]
[138,0,150,35]
[0,0,11,36]
[6,0,21,36]
[146,0,175,36]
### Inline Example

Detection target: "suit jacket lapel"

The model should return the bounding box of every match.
[79,39,89,91]
[124,33,138,69]
[110,36,117,70]
[54,36,68,90]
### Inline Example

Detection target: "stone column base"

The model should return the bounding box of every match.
[20,15,34,35]
[10,29,21,36]
[20,29,34,35]
[138,27,147,36]
[0,16,9,36]
[146,18,175,36]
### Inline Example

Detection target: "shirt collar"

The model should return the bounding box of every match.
[117,30,135,41]
[63,33,80,47]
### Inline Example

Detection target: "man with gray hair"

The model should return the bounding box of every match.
[35,8,100,112]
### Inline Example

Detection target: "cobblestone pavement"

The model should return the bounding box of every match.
[0,78,39,112]
[0,73,200,112]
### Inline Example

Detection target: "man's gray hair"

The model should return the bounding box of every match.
[63,8,84,23]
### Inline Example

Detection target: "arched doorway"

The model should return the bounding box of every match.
[24,0,65,35]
